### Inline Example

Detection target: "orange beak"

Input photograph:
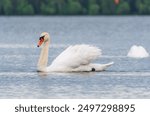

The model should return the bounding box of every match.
[37,38,44,47]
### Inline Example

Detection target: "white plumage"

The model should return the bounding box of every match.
[37,32,113,72]
[51,45,101,68]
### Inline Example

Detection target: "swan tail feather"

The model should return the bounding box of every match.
[90,62,114,71]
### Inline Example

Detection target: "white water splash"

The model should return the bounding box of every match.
[127,45,149,58]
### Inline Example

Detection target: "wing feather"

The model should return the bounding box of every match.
[50,44,101,68]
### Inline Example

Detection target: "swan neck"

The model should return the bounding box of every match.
[37,40,50,71]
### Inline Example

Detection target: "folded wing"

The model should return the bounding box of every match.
[50,44,102,69]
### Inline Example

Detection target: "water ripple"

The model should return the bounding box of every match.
[0,44,69,49]
[0,71,150,77]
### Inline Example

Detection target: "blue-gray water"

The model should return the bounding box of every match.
[0,16,150,98]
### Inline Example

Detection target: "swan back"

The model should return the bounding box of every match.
[49,44,101,70]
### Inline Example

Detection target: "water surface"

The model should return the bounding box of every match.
[0,16,150,98]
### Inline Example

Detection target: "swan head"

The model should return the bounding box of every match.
[37,32,50,47]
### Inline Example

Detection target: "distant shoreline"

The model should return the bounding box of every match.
[1,0,150,16]
[0,14,150,17]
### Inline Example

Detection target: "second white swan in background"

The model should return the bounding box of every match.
[37,32,113,72]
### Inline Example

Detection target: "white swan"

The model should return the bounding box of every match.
[37,32,113,72]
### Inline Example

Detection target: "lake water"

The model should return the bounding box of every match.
[0,16,150,98]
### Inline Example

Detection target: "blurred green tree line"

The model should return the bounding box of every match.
[0,0,150,15]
